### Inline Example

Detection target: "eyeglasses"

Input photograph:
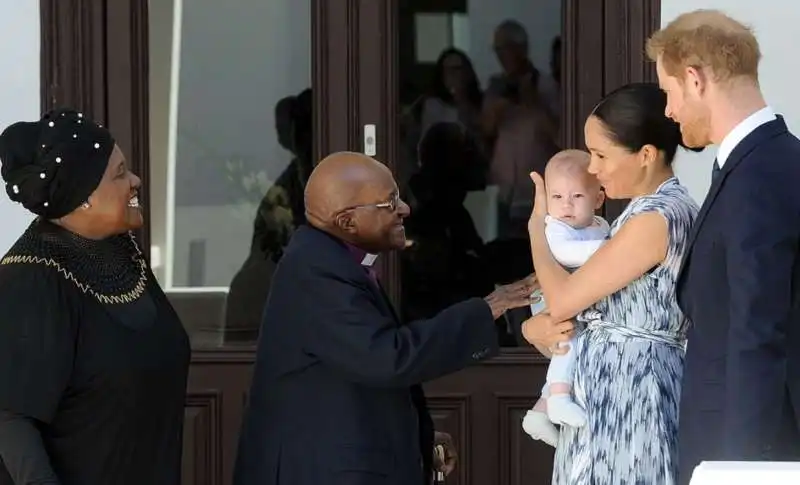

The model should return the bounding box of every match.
[343,192,400,213]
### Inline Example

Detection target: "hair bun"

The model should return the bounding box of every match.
[0,121,50,210]
[666,117,705,154]
[0,121,40,173]
[0,108,115,219]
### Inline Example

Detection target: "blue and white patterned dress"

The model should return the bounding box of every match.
[552,177,699,485]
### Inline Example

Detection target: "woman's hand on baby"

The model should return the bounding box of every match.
[521,312,574,355]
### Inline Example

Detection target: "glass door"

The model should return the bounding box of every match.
[148,0,362,350]
[356,1,662,484]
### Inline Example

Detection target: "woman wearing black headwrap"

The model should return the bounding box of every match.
[0,108,190,485]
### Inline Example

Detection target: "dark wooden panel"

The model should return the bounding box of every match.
[562,0,605,151]
[183,391,224,485]
[417,350,550,485]
[600,0,662,220]
[40,0,106,121]
[188,352,255,485]
[497,394,555,485]
[186,348,549,485]
[428,395,471,485]
[313,0,361,159]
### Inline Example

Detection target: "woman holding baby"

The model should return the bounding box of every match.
[522,82,701,485]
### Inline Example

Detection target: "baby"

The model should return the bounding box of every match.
[522,149,609,447]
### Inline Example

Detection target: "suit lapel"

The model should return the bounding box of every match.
[349,263,400,325]
[295,225,400,322]
[295,225,404,325]
[677,116,788,283]
[677,166,725,281]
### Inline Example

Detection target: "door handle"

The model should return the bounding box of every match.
[364,124,376,156]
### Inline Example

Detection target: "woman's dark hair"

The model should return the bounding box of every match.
[430,48,483,108]
[590,82,703,165]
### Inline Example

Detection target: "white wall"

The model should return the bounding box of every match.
[0,1,39,254]
[664,2,800,203]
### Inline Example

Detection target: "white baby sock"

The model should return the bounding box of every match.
[521,409,559,448]
[547,393,587,427]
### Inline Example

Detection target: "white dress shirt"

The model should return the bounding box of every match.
[716,106,776,168]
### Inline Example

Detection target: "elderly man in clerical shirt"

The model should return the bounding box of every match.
[233,151,535,485]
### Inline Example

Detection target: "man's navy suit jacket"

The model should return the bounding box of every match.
[677,116,800,484]
[233,225,498,485]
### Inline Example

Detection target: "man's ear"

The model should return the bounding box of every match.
[335,211,358,235]
[685,65,709,97]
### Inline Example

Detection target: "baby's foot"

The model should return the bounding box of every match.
[521,409,559,447]
[547,393,586,427]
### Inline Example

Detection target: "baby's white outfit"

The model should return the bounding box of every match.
[522,215,609,447]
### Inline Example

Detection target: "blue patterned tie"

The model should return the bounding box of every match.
[711,159,721,183]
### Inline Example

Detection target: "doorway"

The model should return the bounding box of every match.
[39,1,661,483]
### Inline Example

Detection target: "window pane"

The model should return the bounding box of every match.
[398,1,561,346]
[415,14,453,63]
[149,0,311,347]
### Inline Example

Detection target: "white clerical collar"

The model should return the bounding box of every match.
[343,240,379,267]
[361,253,378,267]
[717,106,776,168]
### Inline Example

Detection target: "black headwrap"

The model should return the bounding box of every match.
[0,108,115,219]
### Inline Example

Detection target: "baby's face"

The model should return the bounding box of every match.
[546,172,602,228]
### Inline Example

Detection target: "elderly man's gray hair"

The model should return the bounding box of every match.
[495,20,528,46]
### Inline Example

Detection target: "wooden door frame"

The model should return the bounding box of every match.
[38,3,662,483]
[39,0,661,330]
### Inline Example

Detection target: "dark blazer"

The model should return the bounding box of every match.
[676,116,800,484]
[233,225,499,485]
